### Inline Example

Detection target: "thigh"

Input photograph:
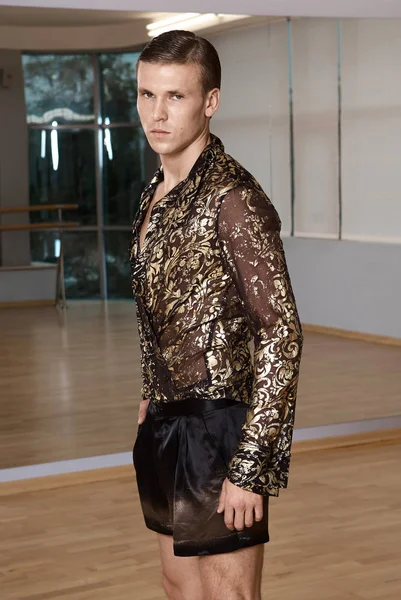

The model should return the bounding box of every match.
[199,543,265,600]
[157,534,204,600]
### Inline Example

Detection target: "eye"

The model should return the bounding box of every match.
[172,94,184,100]
[141,91,153,99]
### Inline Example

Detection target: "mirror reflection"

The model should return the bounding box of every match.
[0,7,400,470]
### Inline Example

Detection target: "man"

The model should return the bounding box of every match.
[130,30,303,600]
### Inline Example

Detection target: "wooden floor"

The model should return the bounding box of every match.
[1,302,401,469]
[1,441,400,599]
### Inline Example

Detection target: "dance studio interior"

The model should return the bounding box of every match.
[1,0,400,598]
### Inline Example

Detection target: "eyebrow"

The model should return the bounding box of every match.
[138,87,186,95]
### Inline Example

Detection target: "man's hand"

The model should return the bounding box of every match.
[217,477,263,531]
[138,399,150,424]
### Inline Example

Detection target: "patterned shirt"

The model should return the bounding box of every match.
[130,134,303,496]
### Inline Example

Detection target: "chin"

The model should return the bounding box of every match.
[150,139,182,157]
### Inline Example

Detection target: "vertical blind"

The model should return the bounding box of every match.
[341,19,401,243]
[292,18,339,238]
[211,18,401,244]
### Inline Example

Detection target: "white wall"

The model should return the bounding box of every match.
[0,266,56,302]
[284,238,401,338]
[210,19,401,338]
[0,21,149,51]
[211,21,292,235]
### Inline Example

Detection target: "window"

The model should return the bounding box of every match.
[102,126,147,226]
[23,54,95,125]
[22,51,157,299]
[28,128,96,225]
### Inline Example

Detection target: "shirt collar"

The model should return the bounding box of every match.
[133,134,225,232]
[149,133,224,193]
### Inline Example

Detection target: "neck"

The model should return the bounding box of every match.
[159,130,211,195]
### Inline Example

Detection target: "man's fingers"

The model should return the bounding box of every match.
[217,483,226,514]
[224,505,235,531]
[218,479,264,531]
[254,501,264,522]
[138,399,150,424]
[244,507,254,528]
[233,506,245,531]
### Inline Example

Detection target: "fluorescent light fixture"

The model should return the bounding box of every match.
[104,117,113,161]
[40,129,46,159]
[147,13,249,37]
[51,120,59,171]
[147,13,199,32]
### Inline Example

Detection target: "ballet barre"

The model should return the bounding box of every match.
[0,203,79,308]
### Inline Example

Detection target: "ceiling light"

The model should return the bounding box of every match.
[146,13,250,38]
[146,13,199,32]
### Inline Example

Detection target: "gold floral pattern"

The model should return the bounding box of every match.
[130,135,303,496]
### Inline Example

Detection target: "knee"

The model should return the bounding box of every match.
[209,593,259,600]
[205,584,260,600]
[162,574,204,600]
[162,574,178,600]
[238,593,260,600]
[162,574,194,600]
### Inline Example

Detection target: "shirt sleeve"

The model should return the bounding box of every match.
[217,185,303,495]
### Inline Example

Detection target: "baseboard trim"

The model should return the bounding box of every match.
[1,428,400,497]
[292,426,401,453]
[0,465,132,497]
[0,299,55,309]
[303,323,401,347]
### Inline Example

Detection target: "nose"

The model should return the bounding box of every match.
[152,98,167,122]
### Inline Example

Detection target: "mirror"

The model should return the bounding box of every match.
[0,7,400,472]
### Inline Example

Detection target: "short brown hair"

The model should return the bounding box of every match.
[137,30,221,92]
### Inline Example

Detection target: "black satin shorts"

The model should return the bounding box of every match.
[132,397,270,557]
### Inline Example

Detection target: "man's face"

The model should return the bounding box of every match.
[137,61,219,157]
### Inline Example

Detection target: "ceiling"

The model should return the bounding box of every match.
[1,0,401,19]
[0,5,272,50]
[0,7,175,27]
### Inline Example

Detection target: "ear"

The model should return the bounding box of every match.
[205,88,220,118]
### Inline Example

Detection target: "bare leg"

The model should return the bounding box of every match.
[199,544,265,600]
[157,534,204,600]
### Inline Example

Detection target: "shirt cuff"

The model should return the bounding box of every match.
[227,440,272,496]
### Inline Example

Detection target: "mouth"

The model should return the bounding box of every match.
[151,130,170,135]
